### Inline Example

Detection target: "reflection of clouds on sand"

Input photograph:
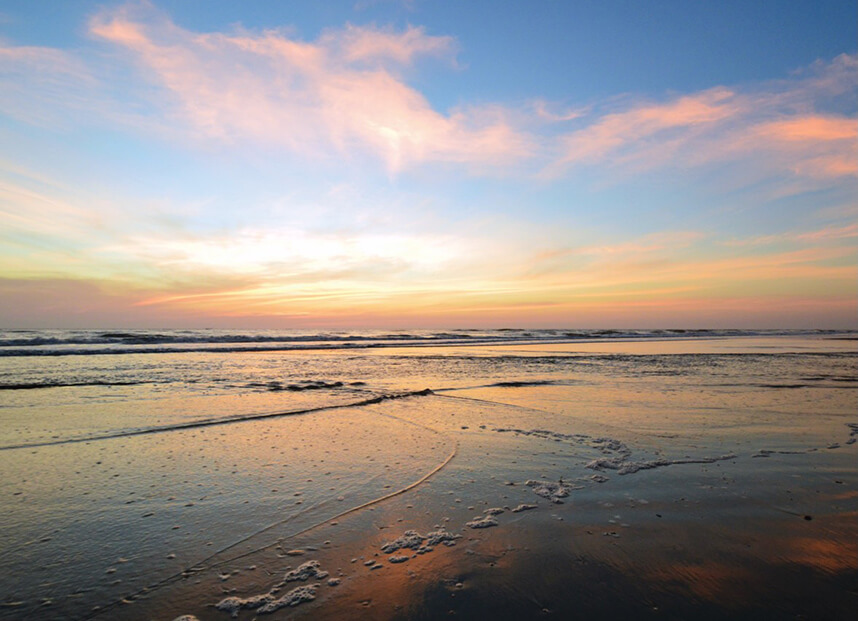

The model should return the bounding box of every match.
[645,561,760,605]
[640,511,858,608]
[785,530,858,575]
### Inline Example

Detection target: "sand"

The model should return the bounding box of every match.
[1,336,855,620]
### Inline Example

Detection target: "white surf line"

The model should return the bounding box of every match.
[83,394,458,620]
[0,389,435,451]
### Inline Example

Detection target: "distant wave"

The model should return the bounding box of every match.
[487,380,557,388]
[0,379,154,390]
[0,328,851,357]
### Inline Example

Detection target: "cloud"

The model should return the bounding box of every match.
[723,223,858,247]
[567,231,706,258]
[519,226,856,304]
[106,226,469,280]
[2,3,853,185]
[552,88,737,168]
[546,54,858,184]
[1,5,855,328]
[754,116,856,142]
[0,178,113,270]
[530,99,588,123]
[331,23,455,66]
[86,5,530,173]
[0,43,99,126]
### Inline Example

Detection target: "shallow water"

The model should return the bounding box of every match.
[0,332,855,619]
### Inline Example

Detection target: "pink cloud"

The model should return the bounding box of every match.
[333,24,455,65]
[3,4,854,189]
[551,88,737,169]
[530,99,588,123]
[88,6,529,173]
[547,54,858,183]
[755,116,857,142]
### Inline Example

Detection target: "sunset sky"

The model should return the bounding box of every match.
[1,1,856,328]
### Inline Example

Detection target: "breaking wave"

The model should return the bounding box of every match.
[0,328,849,357]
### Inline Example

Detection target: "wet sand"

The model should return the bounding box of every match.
[1,337,856,620]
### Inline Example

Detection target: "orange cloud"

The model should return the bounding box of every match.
[519,226,857,307]
[569,231,706,257]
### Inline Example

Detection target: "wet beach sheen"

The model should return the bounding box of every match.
[0,330,855,620]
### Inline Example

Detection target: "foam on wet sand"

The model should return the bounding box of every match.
[215,560,329,617]
[216,583,320,617]
[465,515,498,529]
[380,529,461,555]
[526,479,572,503]
[283,560,329,582]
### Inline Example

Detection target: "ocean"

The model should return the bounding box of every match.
[1,329,856,619]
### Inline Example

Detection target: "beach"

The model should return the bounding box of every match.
[3,1,856,618]
[1,330,856,620]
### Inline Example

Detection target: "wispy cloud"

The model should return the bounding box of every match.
[85,4,530,173]
[550,88,737,170]
[2,3,854,185]
[545,54,858,184]
[0,43,98,127]
[530,99,588,123]
[519,227,856,302]
[106,226,470,282]
[331,23,455,66]
[723,223,858,247]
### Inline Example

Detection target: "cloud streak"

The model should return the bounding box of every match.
[546,54,858,184]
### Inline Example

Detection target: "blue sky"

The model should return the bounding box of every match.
[0,1,856,328]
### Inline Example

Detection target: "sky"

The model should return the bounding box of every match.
[0,0,856,329]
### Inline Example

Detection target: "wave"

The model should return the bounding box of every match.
[0,328,852,357]
[0,379,154,390]
[487,380,557,388]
